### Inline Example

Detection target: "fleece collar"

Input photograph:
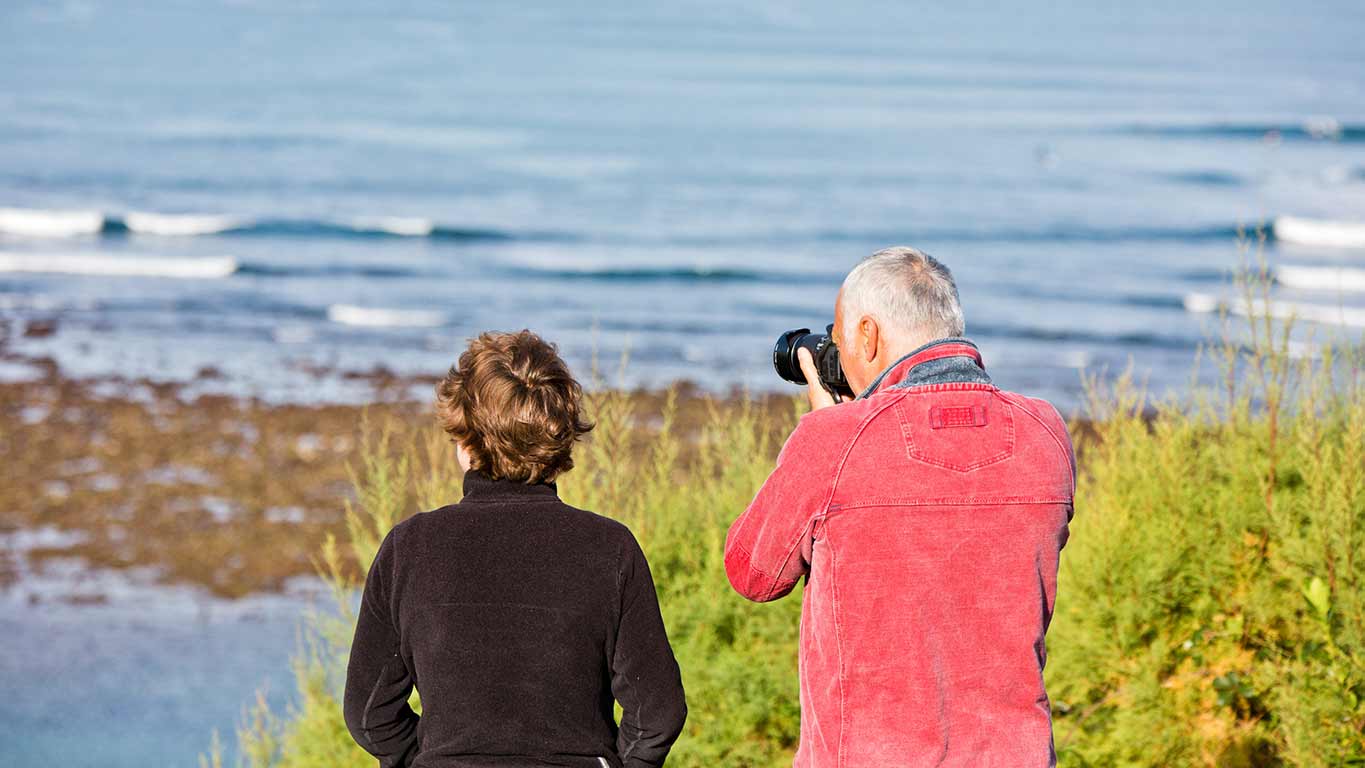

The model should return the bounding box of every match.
[858,337,990,398]
[461,469,559,503]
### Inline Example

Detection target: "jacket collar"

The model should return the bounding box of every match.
[461,469,559,503]
[857,337,991,398]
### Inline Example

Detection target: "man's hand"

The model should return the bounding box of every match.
[797,348,848,411]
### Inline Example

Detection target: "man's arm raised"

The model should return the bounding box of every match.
[724,406,845,602]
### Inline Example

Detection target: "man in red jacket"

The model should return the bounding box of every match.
[725,246,1075,767]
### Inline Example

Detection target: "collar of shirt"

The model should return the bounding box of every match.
[460,469,560,503]
[857,337,991,399]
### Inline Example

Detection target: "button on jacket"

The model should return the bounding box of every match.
[344,470,687,768]
[725,339,1075,768]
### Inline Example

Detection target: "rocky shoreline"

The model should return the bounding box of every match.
[0,317,796,601]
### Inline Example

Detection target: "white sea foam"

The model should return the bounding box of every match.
[349,216,435,237]
[1277,265,1365,293]
[1303,116,1342,140]
[1181,292,1220,314]
[1273,216,1365,248]
[124,211,246,236]
[0,207,105,237]
[0,252,238,278]
[1184,291,1365,327]
[326,304,448,327]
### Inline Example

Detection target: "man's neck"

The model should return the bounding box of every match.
[858,337,987,398]
[879,337,935,373]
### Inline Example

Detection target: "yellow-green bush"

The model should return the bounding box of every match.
[1049,274,1365,766]
[212,272,1363,768]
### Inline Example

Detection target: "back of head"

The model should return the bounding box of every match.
[841,246,965,345]
[435,330,593,484]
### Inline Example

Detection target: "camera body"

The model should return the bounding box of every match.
[772,324,853,398]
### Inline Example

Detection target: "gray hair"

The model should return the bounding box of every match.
[840,246,965,343]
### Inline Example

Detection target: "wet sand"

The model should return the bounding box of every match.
[0,316,796,602]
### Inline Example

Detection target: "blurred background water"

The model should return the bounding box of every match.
[2,1,1365,766]
[2,0,1364,406]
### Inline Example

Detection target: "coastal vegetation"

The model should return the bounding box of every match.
[1049,265,1365,766]
[208,267,1364,768]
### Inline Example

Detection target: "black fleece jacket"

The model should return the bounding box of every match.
[343,470,687,768]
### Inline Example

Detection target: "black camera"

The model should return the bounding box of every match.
[773,324,853,398]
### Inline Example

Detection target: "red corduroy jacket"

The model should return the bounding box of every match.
[725,339,1075,768]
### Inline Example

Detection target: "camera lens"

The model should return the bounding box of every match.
[773,328,828,386]
[773,325,852,396]
[772,328,812,384]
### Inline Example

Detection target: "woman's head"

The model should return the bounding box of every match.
[435,330,593,484]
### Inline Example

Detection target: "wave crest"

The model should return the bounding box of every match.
[1277,265,1365,293]
[1184,291,1365,327]
[124,212,247,236]
[326,304,448,328]
[0,251,238,278]
[0,208,105,237]
[1273,216,1365,248]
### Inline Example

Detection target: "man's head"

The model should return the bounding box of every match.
[832,246,965,394]
[435,330,593,484]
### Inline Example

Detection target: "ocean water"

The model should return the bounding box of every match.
[2,2,1365,766]
[0,525,331,768]
[1,1,1364,407]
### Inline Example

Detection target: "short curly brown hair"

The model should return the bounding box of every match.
[435,330,593,484]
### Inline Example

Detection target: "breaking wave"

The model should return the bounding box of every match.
[0,208,105,237]
[0,252,238,279]
[1272,216,1365,248]
[122,212,247,236]
[326,304,450,328]
[0,206,1295,248]
[1184,291,1365,328]
[1276,265,1365,293]
[0,206,553,242]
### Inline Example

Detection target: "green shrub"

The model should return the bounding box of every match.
[1048,266,1365,766]
[213,265,1363,767]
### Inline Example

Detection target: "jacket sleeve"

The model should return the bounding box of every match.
[611,533,687,768]
[1038,398,1077,524]
[725,413,841,602]
[344,530,420,768]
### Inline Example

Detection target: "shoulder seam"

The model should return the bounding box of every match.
[758,394,907,600]
[828,393,909,509]
[995,391,1075,497]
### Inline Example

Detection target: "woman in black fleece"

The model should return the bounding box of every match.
[344,330,686,768]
